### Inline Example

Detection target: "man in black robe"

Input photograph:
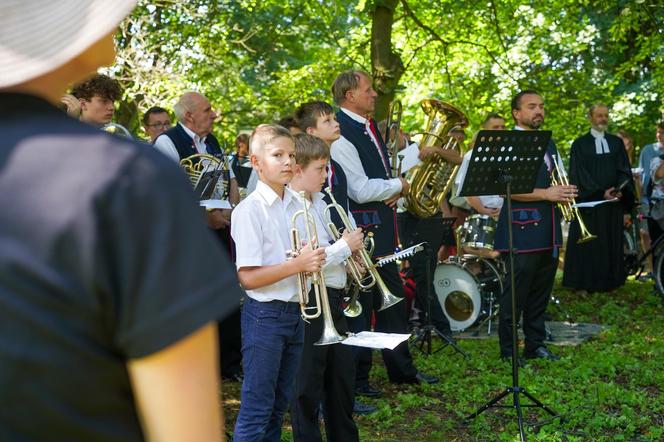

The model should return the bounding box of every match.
[563,104,634,292]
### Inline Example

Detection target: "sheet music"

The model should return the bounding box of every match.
[341,331,411,350]
[200,199,232,210]
[398,142,421,174]
[572,198,618,208]
[376,242,425,267]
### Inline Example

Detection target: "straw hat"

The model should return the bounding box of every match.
[0,0,137,88]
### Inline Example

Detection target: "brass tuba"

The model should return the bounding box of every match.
[180,153,230,201]
[404,99,469,218]
[551,154,597,244]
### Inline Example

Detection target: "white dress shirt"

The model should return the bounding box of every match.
[455,150,504,210]
[231,180,300,302]
[286,190,351,290]
[331,107,402,204]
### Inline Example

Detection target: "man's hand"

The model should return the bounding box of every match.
[604,187,620,200]
[342,228,364,253]
[418,146,438,161]
[479,206,501,219]
[545,185,578,203]
[60,94,81,118]
[206,209,231,230]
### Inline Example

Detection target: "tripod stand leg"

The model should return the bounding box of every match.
[433,328,470,359]
[464,388,511,421]
[520,389,558,417]
[513,389,527,442]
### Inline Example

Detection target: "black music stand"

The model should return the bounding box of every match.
[409,217,469,358]
[460,130,559,441]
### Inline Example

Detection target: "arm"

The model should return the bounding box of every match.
[127,323,223,442]
[237,244,325,290]
[229,178,240,206]
[331,136,402,204]
[512,186,575,203]
[467,196,501,217]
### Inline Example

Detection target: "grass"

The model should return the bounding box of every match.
[222,274,664,441]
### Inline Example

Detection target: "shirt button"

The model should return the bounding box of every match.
[534,222,539,226]
[521,226,525,230]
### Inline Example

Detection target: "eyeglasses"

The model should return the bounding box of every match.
[147,122,172,129]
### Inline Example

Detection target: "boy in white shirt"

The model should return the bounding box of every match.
[288,133,364,442]
[231,124,326,442]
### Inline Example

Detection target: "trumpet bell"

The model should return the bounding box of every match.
[343,298,363,318]
[314,326,345,346]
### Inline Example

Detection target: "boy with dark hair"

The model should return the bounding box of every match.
[288,132,364,442]
[71,73,122,127]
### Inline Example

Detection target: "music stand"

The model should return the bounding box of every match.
[460,130,559,441]
[409,216,468,358]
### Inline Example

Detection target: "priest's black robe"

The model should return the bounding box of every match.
[562,131,634,292]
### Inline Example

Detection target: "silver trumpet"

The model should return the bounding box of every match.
[322,187,403,317]
[288,191,344,345]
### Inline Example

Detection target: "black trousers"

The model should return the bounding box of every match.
[498,252,557,356]
[347,262,418,385]
[291,288,359,442]
[397,212,453,334]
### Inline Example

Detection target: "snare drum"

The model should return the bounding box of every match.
[433,257,504,331]
[461,214,496,251]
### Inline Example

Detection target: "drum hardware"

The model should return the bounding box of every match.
[409,242,470,359]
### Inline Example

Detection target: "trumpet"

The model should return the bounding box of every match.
[384,100,404,177]
[551,154,597,244]
[322,187,403,317]
[288,191,344,345]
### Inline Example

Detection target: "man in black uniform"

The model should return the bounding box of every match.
[0,2,242,440]
[494,90,577,362]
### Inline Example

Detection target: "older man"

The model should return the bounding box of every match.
[562,104,634,293]
[330,70,438,395]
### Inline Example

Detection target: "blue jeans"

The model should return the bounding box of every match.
[233,297,304,442]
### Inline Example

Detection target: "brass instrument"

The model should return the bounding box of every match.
[322,187,403,317]
[384,100,403,177]
[404,99,469,218]
[289,191,345,345]
[102,122,133,139]
[551,154,597,244]
[180,153,230,201]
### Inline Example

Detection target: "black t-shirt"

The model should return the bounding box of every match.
[0,93,242,441]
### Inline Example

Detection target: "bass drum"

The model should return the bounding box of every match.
[433,257,504,331]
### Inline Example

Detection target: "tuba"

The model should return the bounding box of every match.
[404,99,469,218]
[180,153,230,201]
[102,123,133,139]
[322,187,403,317]
[289,191,345,345]
[551,154,597,244]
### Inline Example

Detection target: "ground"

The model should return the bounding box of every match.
[222,274,664,441]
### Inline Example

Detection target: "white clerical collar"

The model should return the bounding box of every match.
[179,122,207,145]
[340,107,369,125]
[514,125,526,131]
[590,128,609,154]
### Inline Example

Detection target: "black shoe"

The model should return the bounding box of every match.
[500,355,527,368]
[524,346,560,361]
[355,384,382,398]
[353,400,377,415]
[415,371,439,384]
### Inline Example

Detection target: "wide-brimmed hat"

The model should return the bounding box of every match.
[0,0,137,89]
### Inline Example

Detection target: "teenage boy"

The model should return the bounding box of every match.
[71,73,122,127]
[231,124,326,441]
[288,133,364,442]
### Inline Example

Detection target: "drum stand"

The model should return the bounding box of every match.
[411,243,469,359]
[462,130,561,441]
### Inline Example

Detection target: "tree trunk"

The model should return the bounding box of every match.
[370,0,404,122]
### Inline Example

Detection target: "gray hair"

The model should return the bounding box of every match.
[173,91,202,123]
[588,103,609,116]
[331,70,370,106]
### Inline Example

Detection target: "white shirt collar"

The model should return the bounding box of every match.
[255,180,293,206]
[179,122,207,145]
[340,107,369,125]
[590,128,605,139]
[514,125,526,131]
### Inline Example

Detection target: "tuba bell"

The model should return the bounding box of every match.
[404,99,469,218]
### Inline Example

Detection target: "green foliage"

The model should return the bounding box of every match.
[111,0,663,154]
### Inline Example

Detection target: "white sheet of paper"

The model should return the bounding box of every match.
[572,198,618,208]
[200,199,232,210]
[341,331,411,350]
[398,142,421,174]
